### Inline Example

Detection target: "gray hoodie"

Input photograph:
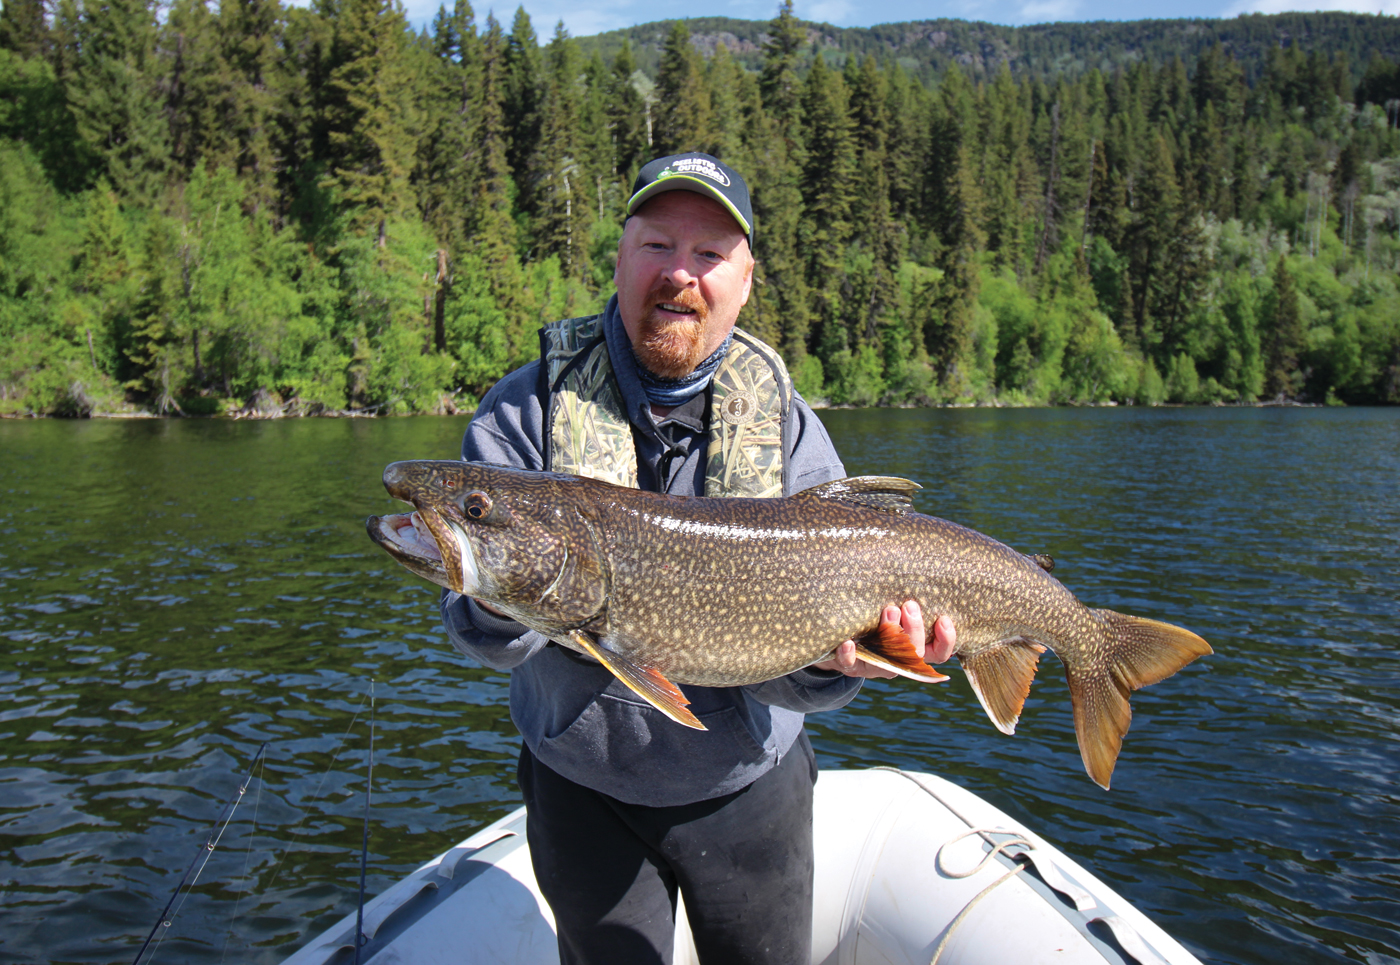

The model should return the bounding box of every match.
[439,297,862,806]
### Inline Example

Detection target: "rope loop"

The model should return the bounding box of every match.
[934,827,1034,880]
[929,828,1035,965]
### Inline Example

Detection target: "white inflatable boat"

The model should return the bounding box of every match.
[281,768,1203,965]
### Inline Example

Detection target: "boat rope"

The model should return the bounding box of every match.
[354,680,375,965]
[928,826,1034,965]
[130,742,269,965]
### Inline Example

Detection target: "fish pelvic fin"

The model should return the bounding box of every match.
[1069,610,1214,790]
[851,622,949,683]
[959,638,1047,736]
[565,630,705,731]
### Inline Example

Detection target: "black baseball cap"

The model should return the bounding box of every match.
[626,153,754,247]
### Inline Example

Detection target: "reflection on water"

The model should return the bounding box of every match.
[1,409,1398,965]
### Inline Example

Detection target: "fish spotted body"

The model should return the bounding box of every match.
[367,460,1211,788]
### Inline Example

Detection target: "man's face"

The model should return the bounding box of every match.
[613,191,754,379]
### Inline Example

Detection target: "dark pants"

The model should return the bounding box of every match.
[517,734,818,965]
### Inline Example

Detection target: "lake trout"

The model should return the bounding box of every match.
[367,460,1211,788]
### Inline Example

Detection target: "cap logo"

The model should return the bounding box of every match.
[658,158,731,188]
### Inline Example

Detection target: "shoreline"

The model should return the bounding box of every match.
[0,400,1333,420]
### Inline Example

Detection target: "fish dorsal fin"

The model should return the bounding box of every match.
[798,476,922,514]
[1029,554,1055,573]
[960,637,1047,736]
[564,630,705,731]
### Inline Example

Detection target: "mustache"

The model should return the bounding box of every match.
[643,285,708,320]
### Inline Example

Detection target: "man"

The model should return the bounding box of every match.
[441,153,955,965]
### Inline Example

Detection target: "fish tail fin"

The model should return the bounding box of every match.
[1067,610,1213,790]
[851,622,949,683]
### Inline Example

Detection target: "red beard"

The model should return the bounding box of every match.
[633,286,711,379]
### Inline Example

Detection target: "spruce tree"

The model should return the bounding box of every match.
[529,22,594,280]
[750,0,812,379]
[923,63,984,399]
[322,0,419,243]
[419,0,481,253]
[1263,255,1304,400]
[706,41,744,162]
[503,7,543,212]
[211,0,283,210]
[652,20,712,156]
[845,54,901,344]
[472,14,517,264]
[0,0,48,59]
[65,0,171,201]
[606,40,649,193]
[800,52,854,364]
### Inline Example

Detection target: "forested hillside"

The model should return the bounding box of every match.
[2,0,1399,416]
[577,12,1400,86]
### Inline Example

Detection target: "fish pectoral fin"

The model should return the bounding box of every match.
[564,630,705,731]
[960,638,1047,737]
[797,476,922,514]
[851,622,949,683]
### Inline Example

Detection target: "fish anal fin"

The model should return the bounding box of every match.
[565,630,705,731]
[851,621,949,683]
[959,638,1046,737]
[1067,610,1213,790]
[798,476,922,514]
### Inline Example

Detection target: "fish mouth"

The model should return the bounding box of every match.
[366,512,478,594]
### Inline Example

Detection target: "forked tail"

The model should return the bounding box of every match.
[1066,610,1213,789]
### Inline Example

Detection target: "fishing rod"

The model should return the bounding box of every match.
[130,742,269,965]
[355,680,375,965]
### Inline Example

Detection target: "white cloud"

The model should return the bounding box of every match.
[1015,0,1081,21]
[1224,0,1400,14]
[800,0,857,25]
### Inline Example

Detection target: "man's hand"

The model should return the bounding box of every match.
[813,601,957,679]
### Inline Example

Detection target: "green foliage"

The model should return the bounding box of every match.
[3,9,1400,416]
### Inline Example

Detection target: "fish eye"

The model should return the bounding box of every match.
[464,492,492,519]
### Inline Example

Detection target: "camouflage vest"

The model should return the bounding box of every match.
[541,315,792,498]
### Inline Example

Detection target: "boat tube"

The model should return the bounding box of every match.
[280,768,1203,965]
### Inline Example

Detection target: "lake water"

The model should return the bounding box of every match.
[1,407,1397,965]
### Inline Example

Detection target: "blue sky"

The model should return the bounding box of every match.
[396,0,1400,42]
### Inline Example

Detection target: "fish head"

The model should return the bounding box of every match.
[375,460,608,630]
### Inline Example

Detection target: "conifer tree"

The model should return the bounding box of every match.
[749,0,812,379]
[606,40,648,192]
[210,0,283,210]
[65,0,171,200]
[322,0,419,243]
[845,54,901,342]
[419,0,481,252]
[800,52,854,363]
[980,63,1032,270]
[652,20,712,156]
[529,22,594,280]
[0,0,48,59]
[503,7,542,211]
[706,41,744,162]
[1263,255,1304,400]
[472,14,517,263]
[924,63,984,399]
